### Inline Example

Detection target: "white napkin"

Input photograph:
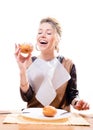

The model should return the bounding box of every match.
[27,58,50,93]
[35,76,56,106]
[44,58,71,90]
[26,58,71,106]
[51,59,71,89]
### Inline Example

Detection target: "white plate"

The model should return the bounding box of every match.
[21,108,70,120]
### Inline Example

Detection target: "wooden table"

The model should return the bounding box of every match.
[0,114,93,130]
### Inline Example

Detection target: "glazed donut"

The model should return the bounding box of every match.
[19,43,33,54]
[43,106,57,117]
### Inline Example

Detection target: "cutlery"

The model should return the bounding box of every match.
[60,111,70,116]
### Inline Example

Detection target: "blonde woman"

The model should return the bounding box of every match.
[15,17,89,112]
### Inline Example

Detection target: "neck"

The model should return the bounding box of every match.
[39,52,55,61]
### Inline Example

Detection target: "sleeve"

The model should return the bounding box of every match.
[20,85,34,102]
[65,64,79,105]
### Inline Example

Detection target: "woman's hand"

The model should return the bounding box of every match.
[14,44,32,72]
[74,99,90,110]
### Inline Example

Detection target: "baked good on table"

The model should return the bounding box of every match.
[43,106,57,117]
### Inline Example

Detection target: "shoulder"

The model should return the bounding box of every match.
[31,56,37,62]
[62,57,73,66]
[57,55,74,73]
[56,55,73,64]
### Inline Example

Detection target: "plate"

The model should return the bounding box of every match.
[21,108,71,120]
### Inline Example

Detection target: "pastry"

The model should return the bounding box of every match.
[19,43,33,54]
[43,106,57,117]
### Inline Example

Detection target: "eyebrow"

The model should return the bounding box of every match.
[38,28,53,32]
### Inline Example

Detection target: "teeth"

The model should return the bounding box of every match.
[40,40,47,44]
[40,40,46,42]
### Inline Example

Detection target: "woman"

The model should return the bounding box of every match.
[15,17,89,111]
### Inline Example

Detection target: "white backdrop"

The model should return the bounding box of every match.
[0,0,93,111]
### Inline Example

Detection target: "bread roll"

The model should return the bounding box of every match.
[43,106,57,117]
[19,43,33,54]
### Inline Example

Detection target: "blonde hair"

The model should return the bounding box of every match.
[40,17,62,38]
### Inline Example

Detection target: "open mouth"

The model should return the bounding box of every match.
[40,41,48,44]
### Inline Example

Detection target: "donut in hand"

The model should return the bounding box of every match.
[19,43,33,53]
[19,43,33,57]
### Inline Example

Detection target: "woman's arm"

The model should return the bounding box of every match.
[66,64,89,110]
[20,85,34,102]
[19,56,37,102]
[65,64,79,105]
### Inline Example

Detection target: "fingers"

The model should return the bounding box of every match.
[75,100,90,110]
[14,44,20,56]
[82,103,90,110]
[26,53,31,59]
[15,43,17,49]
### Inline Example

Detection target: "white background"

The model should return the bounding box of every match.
[0,0,93,112]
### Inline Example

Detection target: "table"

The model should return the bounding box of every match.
[0,114,93,130]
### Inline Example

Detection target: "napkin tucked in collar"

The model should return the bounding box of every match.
[26,58,71,106]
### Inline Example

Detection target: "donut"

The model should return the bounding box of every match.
[19,43,33,54]
[43,106,57,117]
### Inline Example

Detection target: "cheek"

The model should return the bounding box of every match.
[49,37,56,47]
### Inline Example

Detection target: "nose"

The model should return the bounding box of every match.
[41,32,46,37]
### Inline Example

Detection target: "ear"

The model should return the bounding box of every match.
[55,44,59,53]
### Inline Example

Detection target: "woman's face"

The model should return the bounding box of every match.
[36,22,57,53]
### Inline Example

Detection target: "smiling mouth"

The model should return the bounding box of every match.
[40,41,48,44]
